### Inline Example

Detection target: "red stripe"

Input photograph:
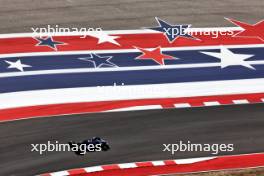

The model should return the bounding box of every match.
[68,168,86,175]
[135,162,153,167]
[0,32,263,54]
[102,165,120,170]
[163,160,177,165]
[0,92,263,122]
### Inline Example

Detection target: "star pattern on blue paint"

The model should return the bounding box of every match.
[79,53,118,68]
[147,17,199,42]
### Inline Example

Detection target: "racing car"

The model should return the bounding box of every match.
[68,137,110,155]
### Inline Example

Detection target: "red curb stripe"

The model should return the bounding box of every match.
[1,92,264,123]
[135,162,153,167]
[68,169,86,175]
[164,160,177,165]
[102,165,120,170]
[42,153,264,176]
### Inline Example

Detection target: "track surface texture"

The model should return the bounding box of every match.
[0,0,263,33]
[0,104,264,175]
[0,0,263,176]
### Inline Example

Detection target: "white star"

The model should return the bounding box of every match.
[5,60,31,72]
[200,46,255,70]
[87,31,121,46]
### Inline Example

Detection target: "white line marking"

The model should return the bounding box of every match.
[106,105,162,112]
[0,27,241,38]
[204,101,221,106]
[152,161,165,166]
[118,163,137,169]
[174,103,191,108]
[50,171,69,176]
[1,78,264,110]
[232,99,249,104]
[175,157,216,164]
[84,166,103,173]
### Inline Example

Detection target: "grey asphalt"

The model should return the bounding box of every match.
[0,0,263,33]
[0,104,264,175]
[0,0,263,176]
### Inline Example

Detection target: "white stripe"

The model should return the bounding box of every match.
[232,99,249,104]
[106,105,162,112]
[1,44,264,59]
[118,163,137,169]
[174,103,191,108]
[0,27,241,39]
[84,166,103,173]
[1,60,264,78]
[50,171,69,176]
[204,101,221,106]
[152,161,165,166]
[175,157,216,164]
[0,78,263,110]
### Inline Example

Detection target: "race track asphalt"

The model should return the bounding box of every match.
[0,0,264,33]
[0,104,264,175]
[0,0,263,176]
